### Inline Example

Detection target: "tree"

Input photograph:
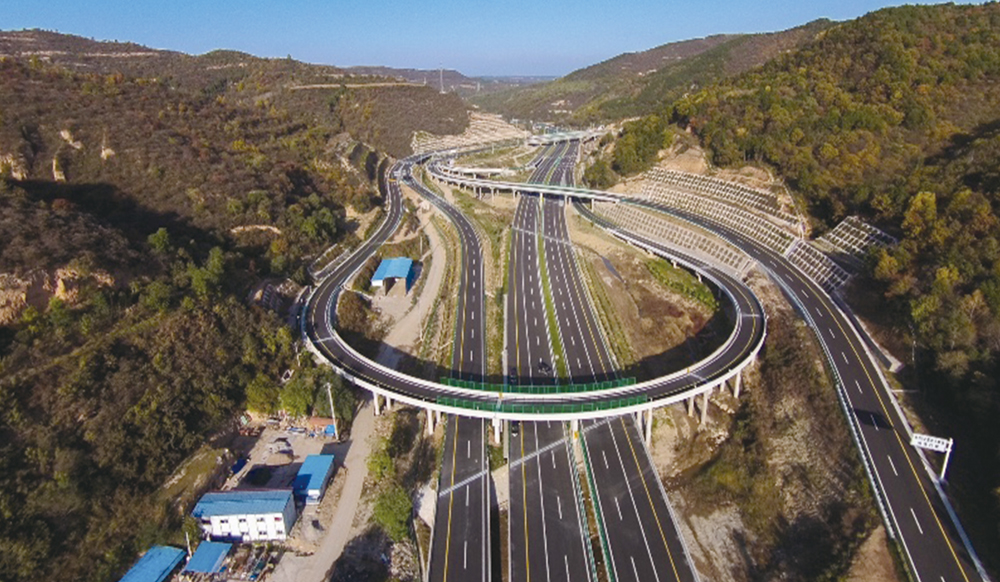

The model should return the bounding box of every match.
[372,483,412,542]
[246,374,279,414]
[147,228,171,255]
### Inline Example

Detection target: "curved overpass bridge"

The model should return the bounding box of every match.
[423,152,987,582]
[303,157,765,422]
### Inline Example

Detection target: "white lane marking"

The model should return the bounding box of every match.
[577,357,582,368]
[615,496,623,520]
[557,495,563,519]
[469,349,473,361]
[471,311,475,320]
[815,307,823,318]
[536,337,540,347]
[602,450,609,469]
[871,413,879,431]
[571,336,576,346]
[471,329,475,339]
[887,455,898,476]
[467,440,470,458]
[842,351,849,364]
[464,540,468,569]
[828,328,836,339]
[552,451,556,469]
[466,485,469,506]
[565,555,570,582]
[855,379,863,394]
[910,507,924,535]
[631,556,641,581]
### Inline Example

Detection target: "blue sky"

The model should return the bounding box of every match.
[6,0,959,76]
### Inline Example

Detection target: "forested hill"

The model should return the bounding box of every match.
[603,3,1000,568]
[0,40,425,580]
[471,20,830,123]
[0,30,469,156]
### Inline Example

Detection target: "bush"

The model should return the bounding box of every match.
[372,483,412,542]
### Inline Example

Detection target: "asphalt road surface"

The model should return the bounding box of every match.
[509,419,593,582]
[634,200,982,582]
[430,416,490,582]
[583,416,697,582]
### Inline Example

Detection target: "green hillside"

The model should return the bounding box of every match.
[472,21,830,124]
[607,3,1000,568]
[0,46,432,580]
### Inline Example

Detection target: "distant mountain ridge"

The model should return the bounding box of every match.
[0,29,471,157]
[472,20,833,123]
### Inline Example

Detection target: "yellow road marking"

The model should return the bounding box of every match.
[619,417,682,581]
[774,249,972,581]
[442,416,461,582]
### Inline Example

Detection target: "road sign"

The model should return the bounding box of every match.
[911,433,952,453]
[911,433,954,480]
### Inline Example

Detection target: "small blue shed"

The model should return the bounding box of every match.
[371,257,416,294]
[293,454,336,504]
[119,546,185,582]
[183,541,232,574]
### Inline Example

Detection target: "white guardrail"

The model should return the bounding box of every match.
[302,152,765,421]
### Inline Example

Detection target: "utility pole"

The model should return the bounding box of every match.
[324,382,339,439]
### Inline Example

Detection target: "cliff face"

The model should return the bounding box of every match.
[0,267,115,324]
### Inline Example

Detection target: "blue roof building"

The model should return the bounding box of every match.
[183,541,232,574]
[193,490,297,542]
[371,257,416,294]
[119,545,185,582]
[293,454,336,504]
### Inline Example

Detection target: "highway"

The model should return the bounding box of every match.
[534,141,698,582]
[582,416,697,582]
[429,416,489,582]
[629,199,982,582]
[508,143,594,582]
[406,167,490,582]
[509,420,593,582]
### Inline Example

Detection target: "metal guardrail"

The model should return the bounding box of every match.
[579,434,617,582]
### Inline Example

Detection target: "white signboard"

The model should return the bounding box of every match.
[911,433,952,453]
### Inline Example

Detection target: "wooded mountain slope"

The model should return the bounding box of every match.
[604,3,1000,569]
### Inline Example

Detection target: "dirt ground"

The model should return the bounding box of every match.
[566,206,721,379]
[372,191,447,370]
[644,269,899,581]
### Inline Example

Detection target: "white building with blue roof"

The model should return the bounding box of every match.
[193,490,297,542]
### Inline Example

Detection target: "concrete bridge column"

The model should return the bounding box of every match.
[373,393,382,416]
[645,408,653,446]
[426,408,436,436]
[385,396,393,411]
[493,418,502,444]
[696,272,703,283]
[732,372,742,399]
[700,388,711,425]
[687,396,695,417]
[571,418,579,437]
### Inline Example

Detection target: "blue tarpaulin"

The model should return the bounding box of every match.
[183,541,231,574]
[119,546,185,582]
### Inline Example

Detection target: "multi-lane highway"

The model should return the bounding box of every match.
[631,200,982,582]
[532,142,699,582]
[407,168,491,582]
[509,420,593,582]
[583,416,697,582]
[430,416,489,582]
[507,144,594,582]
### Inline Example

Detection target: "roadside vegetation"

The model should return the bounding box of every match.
[598,4,1000,567]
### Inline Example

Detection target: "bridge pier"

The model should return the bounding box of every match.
[493,417,502,444]
[571,418,579,437]
[732,372,742,399]
[700,388,711,425]
[426,408,436,435]
[687,396,695,417]
[385,396,393,411]
[645,408,653,446]
[373,393,382,416]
